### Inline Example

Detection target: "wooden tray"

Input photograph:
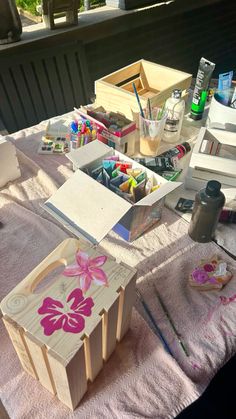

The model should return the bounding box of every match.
[95,59,192,121]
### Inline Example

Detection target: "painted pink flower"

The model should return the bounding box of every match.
[38,288,94,336]
[62,250,108,293]
[192,268,209,284]
[203,263,214,272]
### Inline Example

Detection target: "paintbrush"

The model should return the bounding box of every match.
[132,82,145,118]
[154,289,189,357]
[136,289,174,357]
[147,98,153,120]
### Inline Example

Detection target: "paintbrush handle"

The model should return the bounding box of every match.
[155,291,189,357]
[147,98,152,120]
[137,291,174,357]
[132,83,145,118]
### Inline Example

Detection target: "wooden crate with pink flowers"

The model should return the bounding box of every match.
[0,238,137,410]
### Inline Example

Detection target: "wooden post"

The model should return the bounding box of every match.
[42,0,79,29]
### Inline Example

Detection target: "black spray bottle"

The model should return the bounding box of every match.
[188,180,225,243]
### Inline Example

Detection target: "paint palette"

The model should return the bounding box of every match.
[54,142,64,153]
[38,142,54,154]
[38,137,70,155]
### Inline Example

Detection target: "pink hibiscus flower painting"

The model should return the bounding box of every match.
[38,288,94,336]
[62,250,108,293]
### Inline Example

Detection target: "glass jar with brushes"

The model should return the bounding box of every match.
[139,103,167,156]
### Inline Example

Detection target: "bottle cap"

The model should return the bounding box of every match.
[206,180,221,197]
[181,142,191,153]
[172,89,182,99]
[190,111,203,121]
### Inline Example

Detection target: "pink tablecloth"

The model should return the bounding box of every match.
[1,118,236,418]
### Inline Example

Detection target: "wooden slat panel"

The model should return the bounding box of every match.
[20,61,47,123]
[44,56,66,116]
[103,296,119,361]
[0,80,18,133]
[76,43,93,103]
[116,267,136,342]
[0,42,89,132]
[1,70,28,130]
[2,316,38,379]
[67,52,86,107]
[31,58,57,118]
[55,53,76,112]
[11,65,38,127]
[47,344,87,410]
[24,332,56,395]
[84,318,103,382]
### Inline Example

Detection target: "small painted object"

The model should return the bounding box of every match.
[189,255,233,291]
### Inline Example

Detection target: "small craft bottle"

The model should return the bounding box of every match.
[162,89,185,143]
[188,180,225,243]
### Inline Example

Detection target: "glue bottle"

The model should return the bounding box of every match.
[162,89,185,143]
[188,180,225,243]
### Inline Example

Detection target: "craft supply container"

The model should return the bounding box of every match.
[45,141,181,242]
[0,238,137,410]
[95,59,192,122]
[76,107,137,156]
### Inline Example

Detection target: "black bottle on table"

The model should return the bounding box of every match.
[188,180,225,243]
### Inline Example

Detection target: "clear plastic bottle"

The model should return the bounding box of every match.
[188,180,225,243]
[162,89,185,143]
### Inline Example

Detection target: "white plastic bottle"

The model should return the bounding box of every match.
[162,89,185,143]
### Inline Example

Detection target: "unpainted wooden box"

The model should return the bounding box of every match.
[95,59,192,121]
[0,238,137,410]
